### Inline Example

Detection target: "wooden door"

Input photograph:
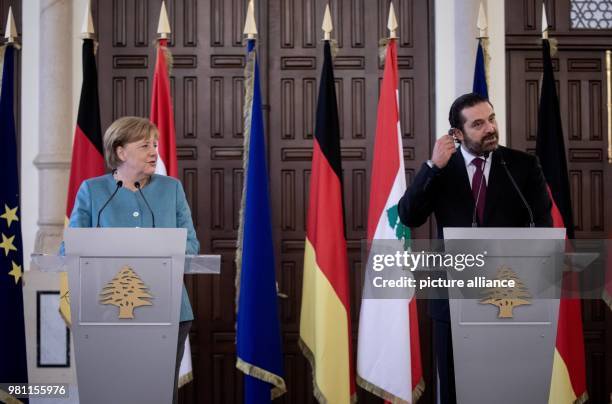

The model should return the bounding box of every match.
[94,0,435,402]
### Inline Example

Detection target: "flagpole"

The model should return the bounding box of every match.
[476,1,488,39]
[387,2,398,39]
[4,6,18,45]
[157,1,171,40]
[244,0,257,40]
[81,0,95,40]
[473,1,490,98]
[541,2,549,40]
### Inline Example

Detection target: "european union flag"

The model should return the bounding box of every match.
[235,39,286,403]
[473,39,488,98]
[0,45,29,398]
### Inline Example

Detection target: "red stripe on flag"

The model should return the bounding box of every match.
[547,186,587,397]
[367,40,400,242]
[306,139,355,395]
[409,299,423,393]
[66,125,105,216]
[151,38,178,178]
[547,187,566,230]
[555,297,587,395]
[306,140,351,315]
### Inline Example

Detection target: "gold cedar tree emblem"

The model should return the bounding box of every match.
[479,266,531,318]
[99,265,153,319]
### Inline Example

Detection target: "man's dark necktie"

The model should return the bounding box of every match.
[472,157,487,225]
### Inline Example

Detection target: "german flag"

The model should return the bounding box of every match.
[299,40,355,403]
[65,38,104,221]
[60,38,105,325]
[536,38,587,404]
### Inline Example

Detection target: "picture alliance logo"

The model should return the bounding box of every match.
[371,250,488,272]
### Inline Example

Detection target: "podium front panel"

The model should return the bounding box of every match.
[78,257,174,324]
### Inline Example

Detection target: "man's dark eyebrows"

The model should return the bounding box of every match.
[470,118,485,126]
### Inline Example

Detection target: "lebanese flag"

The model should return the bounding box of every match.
[61,38,106,325]
[536,39,587,404]
[356,39,423,403]
[151,37,192,387]
[151,38,177,178]
[299,40,355,403]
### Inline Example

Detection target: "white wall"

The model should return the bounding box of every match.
[434,0,506,145]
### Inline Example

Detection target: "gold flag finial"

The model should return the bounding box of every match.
[477,2,488,38]
[4,7,18,43]
[387,2,398,39]
[157,1,172,39]
[243,0,258,39]
[322,4,333,41]
[81,1,95,38]
[541,2,549,39]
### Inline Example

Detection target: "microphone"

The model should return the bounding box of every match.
[471,151,490,227]
[97,180,123,227]
[135,181,156,228]
[500,155,535,227]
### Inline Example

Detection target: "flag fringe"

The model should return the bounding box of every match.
[0,388,23,404]
[378,38,390,65]
[0,46,6,93]
[298,338,357,404]
[236,358,287,399]
[574,390,588,404]
[543,38,559,56]
[480,38,492,96]
[59,272,72,327]
[356,374,411,404]
[155,40,174,75]
[604,289,612,311]
[413,377,425,403]
[328,39,340,60]
[177,370,193,388]
[234,45,256,312]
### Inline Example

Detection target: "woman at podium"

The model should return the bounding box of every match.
[65,116,198,404]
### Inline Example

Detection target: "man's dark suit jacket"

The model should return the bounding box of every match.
[397,145,553,404]
[398,145,553,235]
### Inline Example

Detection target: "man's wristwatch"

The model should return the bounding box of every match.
[426,160,441,173]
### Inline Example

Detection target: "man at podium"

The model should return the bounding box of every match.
[65,116,198,404]
[397,93,553,404]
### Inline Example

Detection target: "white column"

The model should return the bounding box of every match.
[434,0,506,145]
[21,0,41,267]
[34,0,74,253]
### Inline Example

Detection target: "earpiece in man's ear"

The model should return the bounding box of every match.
[448,127,461,144]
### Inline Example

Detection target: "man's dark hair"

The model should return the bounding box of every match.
[448,92,494,132]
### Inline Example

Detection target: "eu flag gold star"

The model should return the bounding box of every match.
[0,233,17,256]
[0,204,19,228]
[8,261,22,284]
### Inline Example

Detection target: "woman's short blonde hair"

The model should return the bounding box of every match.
[103,116,159,169]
